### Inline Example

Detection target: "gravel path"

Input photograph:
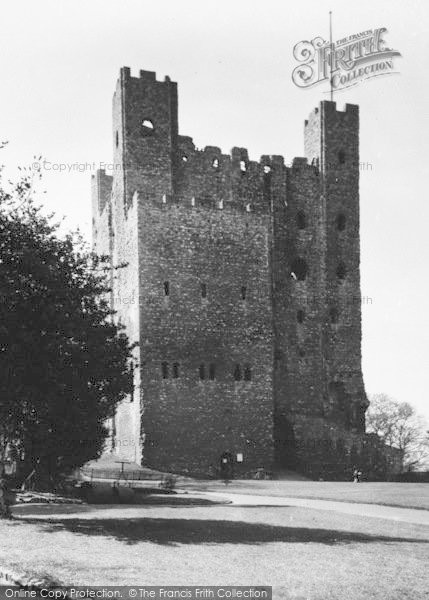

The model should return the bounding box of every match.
[200,491,429,525]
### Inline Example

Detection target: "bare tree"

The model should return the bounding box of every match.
[367,394,429,471]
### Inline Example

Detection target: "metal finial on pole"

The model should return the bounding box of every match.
[329,11,334,102]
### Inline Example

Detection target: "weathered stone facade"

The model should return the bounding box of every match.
[91,67,400,479]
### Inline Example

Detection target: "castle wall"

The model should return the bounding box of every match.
[106,69,276,475]
[291,416,403,481]
[91,68,395,480]
[92,169,142,461]
[270,158,329,467]
[135,195,274,476]
[110,193,142,461]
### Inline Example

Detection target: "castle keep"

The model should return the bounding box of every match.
[92,67,397,479]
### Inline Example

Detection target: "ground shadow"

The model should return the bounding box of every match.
[19,517,429,546]
[11,496,222,517]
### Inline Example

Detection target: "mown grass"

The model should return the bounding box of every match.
[184,481,429,510]
[2,499,429,599]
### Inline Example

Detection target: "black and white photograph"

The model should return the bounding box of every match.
[0,1,428,598]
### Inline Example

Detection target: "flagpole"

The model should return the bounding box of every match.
[329,11,334,102]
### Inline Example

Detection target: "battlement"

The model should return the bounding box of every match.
[285,159,320,181]
[120,66,173,85]
[177,136,286,174]
[305,100,359,126]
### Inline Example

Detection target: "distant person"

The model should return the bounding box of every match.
[220,454,233,484]
[353,468,362,483]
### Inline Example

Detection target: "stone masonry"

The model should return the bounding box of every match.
[91,67,400,479]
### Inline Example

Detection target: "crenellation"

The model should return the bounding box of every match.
[231,146,249,163]
[121,66,131,80]
[139,69,156,81]
[268,155,285,167]
[121,66,168,84]
[291,157,308,167]
[287,158,320,180]
[203,145,222,155]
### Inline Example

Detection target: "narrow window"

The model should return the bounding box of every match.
[337,213,346,231]
[209,363,216,380]
[173,363,179,379]
[338,150,346,164]
[161,362,169,379]
[329,308,339,323]
[336,262,347,280]
[182,155,188,162]
[199,364,206,380]
[115,131,119,148]
[163,281,170,297]
[296,210,306,229]
[241,286,247,300]
[234,364,242,381]
[263,167,271,201]
[212,158,219,169]
[244,365,252,381]
[201,283,207,299]
[240,160,247,172]
[290,258,308,281]
[297,309,305,324]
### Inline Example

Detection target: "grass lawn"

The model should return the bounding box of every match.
[183,481,429,510]
[2,498,429,599]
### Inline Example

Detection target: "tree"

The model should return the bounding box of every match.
[0,157,135,517]
[367,394,429,471]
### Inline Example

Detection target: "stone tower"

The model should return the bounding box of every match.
[271,102,369,477]
[305,101,368,434]
[92,68,399,479]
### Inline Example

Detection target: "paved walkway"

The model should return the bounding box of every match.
[11,490,429,527]
[201,491,429,526]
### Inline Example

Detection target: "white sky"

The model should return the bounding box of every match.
[1,0,428,420]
